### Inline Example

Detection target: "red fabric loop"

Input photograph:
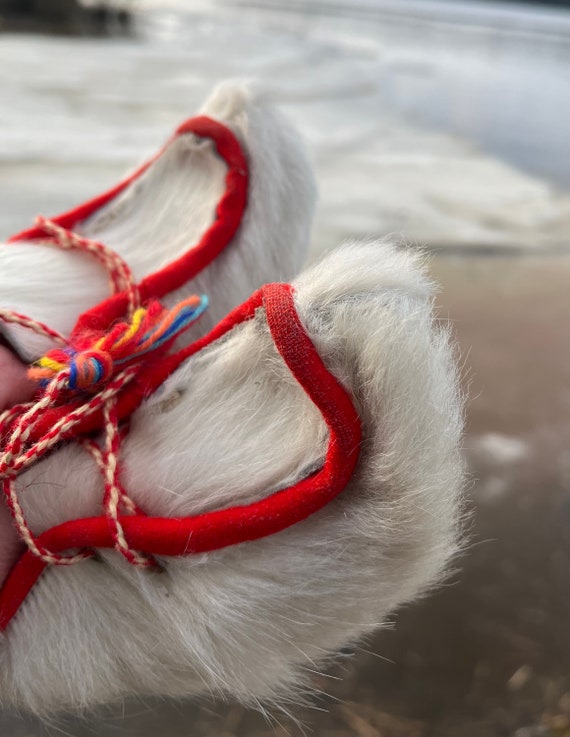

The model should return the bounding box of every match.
[9,117,248,335]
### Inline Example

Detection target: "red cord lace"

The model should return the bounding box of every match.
[0,217,205,568]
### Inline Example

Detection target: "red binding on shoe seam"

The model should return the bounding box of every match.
[9,116,249,334]
[9,116,248,443]
[0,284,361,631]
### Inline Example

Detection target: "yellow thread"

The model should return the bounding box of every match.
[113,307,147,350]
[38,357,66,372]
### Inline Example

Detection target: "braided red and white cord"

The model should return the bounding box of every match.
[0,218,178,569]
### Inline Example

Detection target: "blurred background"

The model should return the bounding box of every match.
[1,0,569,735]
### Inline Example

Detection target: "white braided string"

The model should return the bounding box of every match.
[0,218,152,567]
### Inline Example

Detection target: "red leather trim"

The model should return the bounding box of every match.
[72,117,249,335]
[0,285,362,630]
[9,116,249,442]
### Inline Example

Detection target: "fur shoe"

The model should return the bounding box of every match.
[0,241,464,714]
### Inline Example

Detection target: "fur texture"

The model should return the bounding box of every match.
[0,241,464,714]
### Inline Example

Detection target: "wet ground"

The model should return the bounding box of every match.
[1,1,569,735]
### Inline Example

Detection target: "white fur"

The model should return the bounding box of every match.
[0,81,316,359]
[0,241,464,714]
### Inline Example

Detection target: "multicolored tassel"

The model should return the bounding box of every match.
[29,294,208,391]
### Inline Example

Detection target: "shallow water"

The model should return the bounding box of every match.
[1,0,569,251]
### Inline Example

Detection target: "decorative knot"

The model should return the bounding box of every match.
[28,294,208,393]
[69,350,114,390]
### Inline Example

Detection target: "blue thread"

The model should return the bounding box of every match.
[116,295,209,365]
[68,360,78,390]
[91,357,103,384]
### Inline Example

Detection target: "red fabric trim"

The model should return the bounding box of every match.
[73,117,248,335]
[0,285,361,630]
[10,116,249,441]
[10,116,248,334]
